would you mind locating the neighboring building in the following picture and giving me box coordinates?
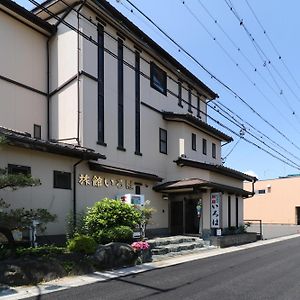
[0,0,256,241]
[244,175,300,225]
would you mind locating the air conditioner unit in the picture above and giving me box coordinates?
[120,194,145,208]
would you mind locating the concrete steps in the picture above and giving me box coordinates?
[147,235,209,261]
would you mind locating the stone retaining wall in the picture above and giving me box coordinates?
[209,233,257,248]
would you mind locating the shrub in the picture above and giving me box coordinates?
[84,198,142,235]
[95,226,133,244]
[67,235,97,255]
[15,245,66,257]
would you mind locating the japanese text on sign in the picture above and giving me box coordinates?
[211,192,222,228]
[78,174,134,190]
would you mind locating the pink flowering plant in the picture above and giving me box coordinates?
[131,241,150,252]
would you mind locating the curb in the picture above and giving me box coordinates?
[1,233,300,299]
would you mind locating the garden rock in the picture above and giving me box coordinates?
[93,242,137,269]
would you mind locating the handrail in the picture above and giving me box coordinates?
[244,219,263,240]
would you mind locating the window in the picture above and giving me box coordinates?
[202,138,207,155]
[135,185,141,195]
[212,143,216,158]
[228,195,231,228]
[53,171,71,189]
[117,38,125,150]
[258,189,266,194]
[197,95,201,118]
[135,50,142,155]
[8,164,31,176]
[34,124,41,139]
[188,88,192,113]
[150,62,167,95]
[159,128,167,154]
[192,133,196,151]
[178,80,183,107]
[97,24,106,146]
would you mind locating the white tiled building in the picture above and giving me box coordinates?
[0,0,256,241]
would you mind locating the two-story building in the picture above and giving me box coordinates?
[0,0,256,241]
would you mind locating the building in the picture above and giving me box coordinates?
[0,0,256,241]
[244,175,300,225]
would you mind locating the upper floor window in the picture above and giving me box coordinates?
[159,128,167,154]
[150,62,167,95]
[53,171,71,189]
[212,143,216,158]
[192,133,196,151]
[8,164,31,176]
[202,138,207,155]
[34,124,41,139]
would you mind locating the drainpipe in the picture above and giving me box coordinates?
[251,178,257,196]
[76,1,86,145]
[73,159,83,228]
[47,37,51,140]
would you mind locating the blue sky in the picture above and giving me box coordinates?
[15,0,300,180]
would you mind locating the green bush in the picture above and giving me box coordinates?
[84,198,142,235]
[67,234,97,254]
[15,245,66,257]
[95,226,133,244]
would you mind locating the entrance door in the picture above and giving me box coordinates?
[185,199,200,234]
[296,207,300,225]
[170,201,183,235]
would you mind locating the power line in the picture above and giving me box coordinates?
[123,0,300,153]
[27,0,300,170]
[245,0,300,91]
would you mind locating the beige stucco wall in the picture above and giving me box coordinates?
[0,10,47,138]
[244,178,300,224]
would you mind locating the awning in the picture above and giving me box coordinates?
[153,178,252,197]
[0,126,105,160]
[89,162,163,182]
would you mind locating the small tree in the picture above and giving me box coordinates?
[84,198,142,244]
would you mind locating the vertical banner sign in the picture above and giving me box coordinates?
[211,192,222,228]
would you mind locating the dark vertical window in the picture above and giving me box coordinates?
[53,171,71,189]
[212,143,216,158]
[178,80,183,107]
[97,24,106,146]
[34,124,41,139]
[150,62,167,95]
[192,133,196,151]
[202,138,207,155]
[228,195,231,228]
[8,164,31,176]
[135,51,142,155]
[117,38,125,150]
[236,196,239,227]
[188,88,192,113]
[135,185,141,195]
[197,95,201,118]
[159,128,167,154]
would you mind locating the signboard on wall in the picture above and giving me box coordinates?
[211,192,222,228]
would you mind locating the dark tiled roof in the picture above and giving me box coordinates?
[163,112,233,142]
[1,0,56,35]
[175,157,257,182]
[0,126,105,160]
[89,162,163,182]
[153,177,252,197]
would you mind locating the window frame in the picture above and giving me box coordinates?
[212,142,216,159]
[150,62,167,95]
[192,133,197,151]
[8,164,31,176]
[53,170,71,190]
[202,138,207,155]
[159,128,168,154]
[33,124,41,139]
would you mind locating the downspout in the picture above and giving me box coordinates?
[47,37,50,140]
[251,177,257,197]
[76,0,86,145]
[73,159,83,228]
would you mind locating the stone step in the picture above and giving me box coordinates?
[151,241,204,255]
[147,235,201,248]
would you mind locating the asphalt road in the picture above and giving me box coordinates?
[28,237,300,300]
